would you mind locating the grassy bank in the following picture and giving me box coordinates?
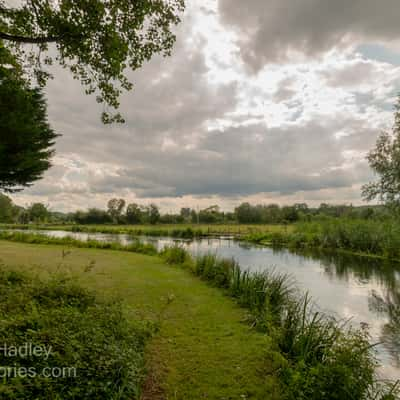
[0,232,398,399]
[245,218,400,261]
[162,247,399,400]
[0,222,289,238]
[0,240,281,399]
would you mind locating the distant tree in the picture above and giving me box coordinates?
[74,208,112,224]
[0,44,58,192]
[0,0,185,123]
[18,209,30,224]
[28,202,49,222]
[180,208,191,222]
[262,204,280,223]
[149,204,160,225]
[281,206,299,222]
[235,202,261,223]
[107,198,126,223]
[362,97,400,210]
[198,205,223,223]
[190,209,198,224]
[126,203,142,224]
[294,203,308,212]
[0,193,14,222]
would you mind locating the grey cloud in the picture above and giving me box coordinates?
[218,0,400,70]
[321,60,376,87]
[44,26,238,165]
[57,118,374,199]
[14,2,394,211]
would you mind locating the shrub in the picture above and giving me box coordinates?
[0,267,149,400]
[160,244,190,265]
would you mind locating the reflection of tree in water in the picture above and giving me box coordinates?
[369,290,400,368]
[287,247,400,292]
[279,247,400,369]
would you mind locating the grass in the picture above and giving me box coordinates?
[0,230,158,255]
[0,240,282,400]
[0,222,290,238]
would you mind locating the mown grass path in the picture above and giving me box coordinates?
[0,240,281,400]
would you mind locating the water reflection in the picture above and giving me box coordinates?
[370,289,400,369]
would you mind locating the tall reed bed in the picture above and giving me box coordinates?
[245,218,400,260]
[162,245,399,400]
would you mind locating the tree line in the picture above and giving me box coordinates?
[0,194,389,225]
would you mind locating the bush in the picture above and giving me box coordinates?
[0,266,149,399]
[160,244,190,265]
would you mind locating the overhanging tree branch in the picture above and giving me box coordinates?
[0,31,60,44]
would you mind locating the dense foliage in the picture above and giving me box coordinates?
[0,267,149,399]
[0,44,58,192]
[0,0,185,123]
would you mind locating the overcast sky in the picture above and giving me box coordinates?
[12,0,400,212]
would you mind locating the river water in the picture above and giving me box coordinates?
[12,229,400,380]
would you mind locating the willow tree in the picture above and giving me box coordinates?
[0,0,185,123]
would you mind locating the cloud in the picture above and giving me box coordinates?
[9,1,400,212]
[218,0,400,70]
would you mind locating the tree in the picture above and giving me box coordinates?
[149,204,160,225]
[0,44,58,192]
[28,202,49,222]
[362,96,400,209]
[107,198,125,223]
[126,203,142,224]
[74,208,112,224]
[235,202,261,223]
[281,206,299,222]
[180,207,191,221]
[0,193,14,222]
[0,0,185,123]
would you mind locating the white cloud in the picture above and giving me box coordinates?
[10,0,400,211]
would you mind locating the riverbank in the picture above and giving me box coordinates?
[0,222,290,239]
[0,233,397,399]
[0,240,282,399]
